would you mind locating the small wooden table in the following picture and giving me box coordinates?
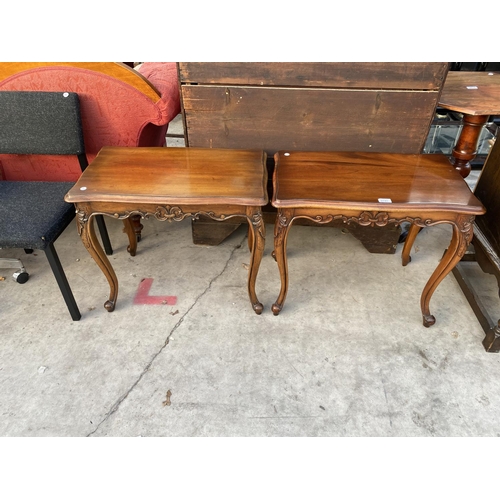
[271,151,485,326]
[65,147,268,314]
[438,71,500,178]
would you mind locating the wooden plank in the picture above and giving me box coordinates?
[182,86,439,154]
[178,62,448,90]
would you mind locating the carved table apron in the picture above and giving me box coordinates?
[65,147,268,315]
[271,151,486,326]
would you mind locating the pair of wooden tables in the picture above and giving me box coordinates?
[65,146,484,326]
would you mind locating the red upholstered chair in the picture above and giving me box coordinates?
[0,62,181,240]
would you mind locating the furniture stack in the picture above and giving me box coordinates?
[3,62,498,352]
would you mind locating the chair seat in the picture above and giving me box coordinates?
[0,181,75,250]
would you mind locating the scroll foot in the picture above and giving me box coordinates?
[104,300,115,312]
[252,302,264,315]
[423,314,436,328]
[272,303,282,316]
[127,244,136,257]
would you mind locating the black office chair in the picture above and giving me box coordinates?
[0,90,112,320]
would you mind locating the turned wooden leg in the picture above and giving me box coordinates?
[130,214,144,242]
[401,223,421,266]
[79,213,119,312]
[420,216,473,327]
[451,114,488,178]
[122,217,138,256]
[272,208,294,316]
[246,207,265,314]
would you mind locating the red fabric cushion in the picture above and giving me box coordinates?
[137,62,180,126]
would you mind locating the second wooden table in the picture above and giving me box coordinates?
[271,151,486,326]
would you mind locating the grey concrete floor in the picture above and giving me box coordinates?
[1,118,500,437]
[2,200,500,437]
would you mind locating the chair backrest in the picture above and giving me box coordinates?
[0,90,88,171]
[0,91,84,154]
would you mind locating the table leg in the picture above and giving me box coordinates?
[246,207,265,314]
[78,212,119,312]
[420,216,473,327]
[130,214,144,242]
[247,223,253,253]
[451,114,489,178]
[401,223,421,266]
[272,208,294,316]
[122,217,138,256]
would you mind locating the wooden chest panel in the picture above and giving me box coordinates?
[178,62,448,90]
[181,85,439,154]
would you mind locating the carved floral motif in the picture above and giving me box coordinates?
[249,210,265,239]
[76,205,255,226]
[155,205,189,222]
[277,210,438,229]
[455,213,475,257]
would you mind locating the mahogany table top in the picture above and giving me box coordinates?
[438,71,500,116]
[65,147,268,206]
[272,151,485,214]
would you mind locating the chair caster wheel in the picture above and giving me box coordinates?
[13,271,29,284]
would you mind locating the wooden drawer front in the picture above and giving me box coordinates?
[182,86,438,154]
[178,62,448,90]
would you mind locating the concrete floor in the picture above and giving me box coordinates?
[1,118,500,437]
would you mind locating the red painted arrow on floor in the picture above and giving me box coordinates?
[133,278,177,305]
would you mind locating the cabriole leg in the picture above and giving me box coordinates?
[272,209,294,316]
[420,217,473,327]
[401,223,421,266]
[79,212,119,312]
[246,207,265,314]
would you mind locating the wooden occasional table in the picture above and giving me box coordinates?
[438,71,500,178]
[271,151,485,326]
[65,147,268,314]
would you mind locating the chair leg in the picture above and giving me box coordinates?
[44,242,81,321]
[96,214,113,255]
